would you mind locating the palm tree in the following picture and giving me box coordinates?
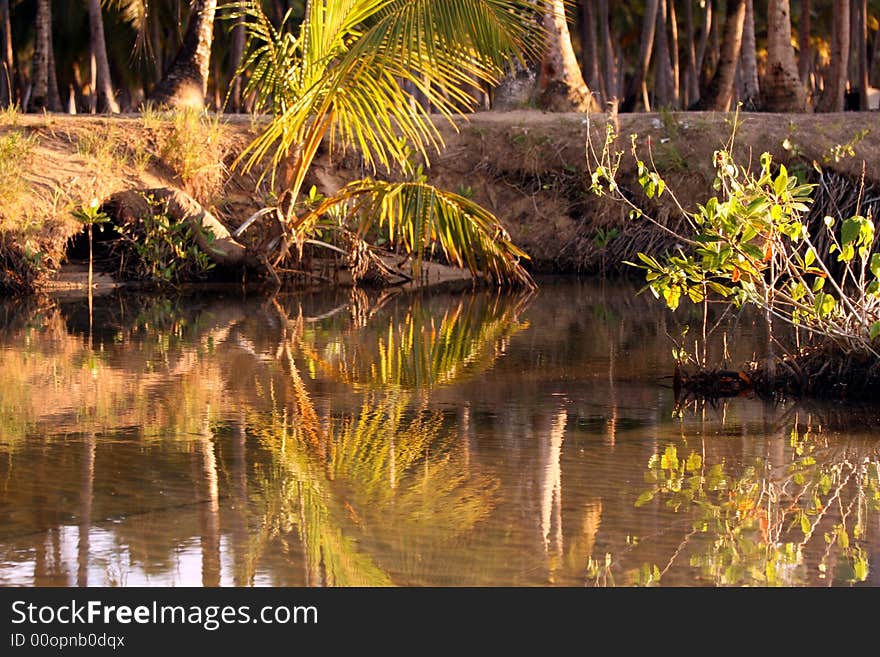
[817,0,850,112]
[537,0,598,112]
[622,0,659,112]
[763,0,806,111]
[0,0,13,107]
[151,0,218,108]
[740,0,760,109]
[227,0,548,288]
[87,0,120,113]
[692,0,746,111]
[28,0,62,112]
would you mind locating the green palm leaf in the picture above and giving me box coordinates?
[307,179,535,288]
[224,0,547,287]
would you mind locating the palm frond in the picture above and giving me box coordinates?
[226,0,549,182]
[305,179,536,288]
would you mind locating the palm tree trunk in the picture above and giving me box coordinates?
[695,0,713,94]
[46,23,61,111]
[622,0,659,111]
[692,0,746,110]
[683,0,698,106]
[653,0,675,108]
[537,0,598,111]
[28,0,61,112]
[229,12,246,112]
[856,0,869,109]
[0,0,12,107]
[597,0,617,104]
[150,0,218,108]
[669,0,680,106]
[764,0,807,111]
[87,0,120,113]
[798,0,812,84]
[580,0,603,103]
[740,0,760,109]
[816,0,849,111]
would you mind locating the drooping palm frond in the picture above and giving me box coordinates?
[304,179,536,288]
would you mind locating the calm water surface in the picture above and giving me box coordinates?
[0,277,878,587]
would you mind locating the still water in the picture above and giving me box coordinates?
[0,277,877,587]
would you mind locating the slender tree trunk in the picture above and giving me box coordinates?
[669,0,680,106]
[597,0,617,104]
[816,0,849,111]
[683,0,698,106]
[764,0,807,111]
[47,28,61,111]
[871,13,880,88]
[654,0,675,108]
[741,0,760,109]
[622,0,659,111]
[855,0,869,109]
[537,0,598,111]
[580,0,603,104]
[87,0,120,113]
[692,0,746,110]
[150,0,218,108]
[696,0,713,93]
[29,0,61,112]
[229,13,246,112]
[798,0,812,84]
[0,0,12,107]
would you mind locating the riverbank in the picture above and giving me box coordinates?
[2,108,879,294]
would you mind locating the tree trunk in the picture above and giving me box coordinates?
[798,0,812,84]
[740,0,760,109]
[597,0,617,104]
[537,0,598,112]
[653,0,676,108]
[856,0,869,110]
[229,13,246,112]
[28,0,61,112]
[692,0,746,110]
[683,0,698,106]
[764,0,807,111]
[0,0,12,107]
[816,0,849,111]
[669,0,680,106]
[104,188,251,268]
[87,0,120,113]
[46,20,61,111]
[150,0,218,109]
[580,0,603,104]
[622,0,659,111]
[696,0,713,95]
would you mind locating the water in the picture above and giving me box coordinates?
[0,277,878,587]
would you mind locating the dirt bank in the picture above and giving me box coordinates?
[2,108,878,293]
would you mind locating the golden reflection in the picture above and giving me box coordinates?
[286,290,534,390]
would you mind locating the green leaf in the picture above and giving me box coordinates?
[870,253,880,279]
[870,321,880,341]
[804,247,816,267]
[662,284,682,310]
[841,217,862,245]
[774,166,789,195]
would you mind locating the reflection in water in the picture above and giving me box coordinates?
[0,279,878,587]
